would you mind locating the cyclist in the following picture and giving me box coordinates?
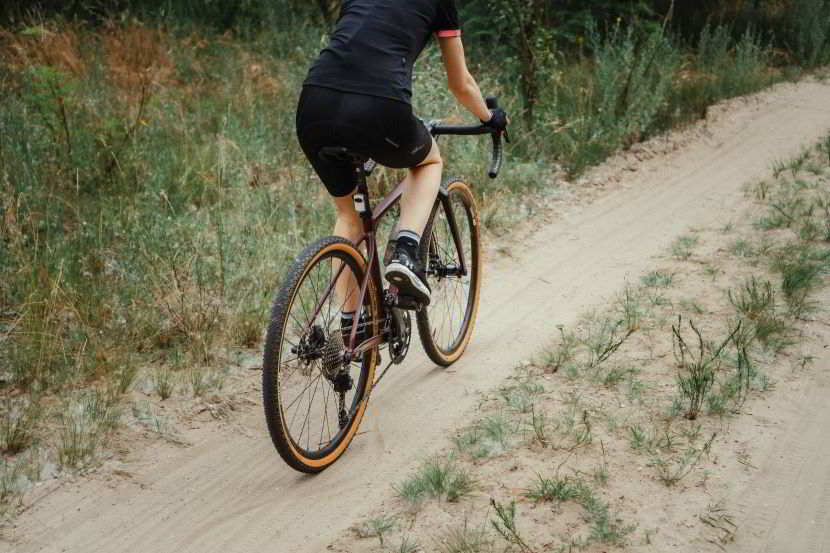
[296,0,508,334]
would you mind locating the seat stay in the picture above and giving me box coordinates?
[305,262,347,335]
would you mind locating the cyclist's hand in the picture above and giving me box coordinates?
[482,108,510,143]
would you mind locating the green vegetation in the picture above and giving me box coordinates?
[352,515,396,547]
[395,457,474,506]
[2,0,830,522]
[342,134,830,552]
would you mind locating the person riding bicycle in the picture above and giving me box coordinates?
[296,0,508,333]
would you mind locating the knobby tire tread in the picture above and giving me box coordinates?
[416,179,481,367]
[262,236,378,473]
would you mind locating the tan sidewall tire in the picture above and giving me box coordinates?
[263,237,379,473]
[416,180,481,366]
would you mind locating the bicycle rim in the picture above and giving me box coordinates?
[417,180,481,366]
[263,237,378,473]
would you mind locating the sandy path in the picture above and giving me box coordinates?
[6,80,830,553]
[725,305,830,553]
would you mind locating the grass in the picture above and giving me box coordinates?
[0,9,802,493]
[352,515,396,546]
[500,377,544,414]
[395,458,474,506]
[525,475,586,503]
[520,477,634,548]
[395,536,421,553]
[438,522,491,553]
[672,317,741,420]
[641,270,674,288]
[57,390,121,469]
[671,235,699,260]
[774,246,829,318]
[152,366,176,400]
[1,5,827,533]
[649,434,715,487]
[490,499,534,553]
[1,398,41,455]
[330,128,830,553]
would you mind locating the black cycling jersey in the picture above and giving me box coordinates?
[304,0,461,104]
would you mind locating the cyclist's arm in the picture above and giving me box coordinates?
[438,36,492,122]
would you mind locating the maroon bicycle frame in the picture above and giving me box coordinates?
[304,160,468,363]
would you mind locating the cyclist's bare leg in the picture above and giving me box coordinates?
[332,193,361,314]
[398,138,442,236]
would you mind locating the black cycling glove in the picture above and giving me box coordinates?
[482,108,508,132]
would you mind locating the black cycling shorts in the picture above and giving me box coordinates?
[296,85,433,197]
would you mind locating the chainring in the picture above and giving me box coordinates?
[389,307,411,364]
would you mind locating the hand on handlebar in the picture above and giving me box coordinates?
[481,108,510,143]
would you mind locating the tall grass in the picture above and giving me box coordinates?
[0,9,819,509]
[519,21,776,175]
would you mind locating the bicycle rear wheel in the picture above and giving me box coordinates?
[262,236,379,473]
[416,179,481,366]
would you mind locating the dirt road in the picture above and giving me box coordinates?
[6,80,830,553]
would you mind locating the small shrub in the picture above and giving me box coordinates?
[1,398,42,455]
[672,317,740,420]
[395,458,473,506]
[525,475,586,503]
[641,270,674,288]
[671,235,698,260]
[352,516,396,546]
[438,522,490,553]
[152,366,176,400]
[57,390,121,469]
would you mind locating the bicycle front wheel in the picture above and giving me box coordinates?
[417,179,481,366]
[262,236,379,473]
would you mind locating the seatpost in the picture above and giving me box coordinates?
[352,161,374,231]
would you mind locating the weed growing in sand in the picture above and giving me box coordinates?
[581,315,636,370]
[774,246,829,318]
[490,499,534,553]
[501,378,544,414]
[649,433,715,486]
[152,366,176,400]
[641,270,674,288]
[528,405,549,447]
[1,397,41,455]
[525,475,586,503]
[352,515,396,546]
[671,235,699,260]
[729,277,774,320]
[114,362,139,396]
[189,366,227,397]
[395,536,421,553]
[672,317,741,420]
[438,521,491,553]
[395,458,473,506]
[57,390,121,469]
[541,326,579,373]
[728,277,790,349]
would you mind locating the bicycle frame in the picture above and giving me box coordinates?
[303,109,504,368]
[346,164,468,362]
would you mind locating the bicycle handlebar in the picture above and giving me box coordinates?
[429,96,506,179]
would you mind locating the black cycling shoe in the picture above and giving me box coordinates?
[385,241,431,305]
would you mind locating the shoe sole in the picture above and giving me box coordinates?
[385,262,431,305]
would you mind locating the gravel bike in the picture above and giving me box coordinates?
[263,98,506,473]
